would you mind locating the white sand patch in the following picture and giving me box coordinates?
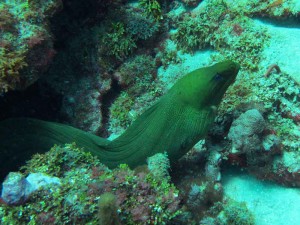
[257,20,300,84]
[157,49,215,89]
[222,169,300,225]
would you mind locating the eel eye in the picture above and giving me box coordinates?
[214,73,224,81]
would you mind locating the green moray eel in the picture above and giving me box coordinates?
[0,60,239,179]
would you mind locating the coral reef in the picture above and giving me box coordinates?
[199,198,255,225]
[217,198,255,225]
[124,8,161,41]
[0,144,182,224]
[0,0,61,93]
[108,92,135,134]
[101,22,137,60]
[172,0,269,70]
[108,54,161,134]
[113,54,157,89]
[181,0,202,8]
[147,152,171,181]
[235,70,299,184]
[139,0,163,21]
[232,0,300,19]
[228,109,266,154]
[41,27,111,133]
[187,183,209,210]
[39,0,165,133]
[208,63,300,185]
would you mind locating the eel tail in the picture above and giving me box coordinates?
[0,118,111,180]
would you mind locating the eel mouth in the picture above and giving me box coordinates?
[211,61,240,105]
[224,61,240,87]
[226,61,240,81]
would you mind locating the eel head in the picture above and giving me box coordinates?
[171,60,240,110]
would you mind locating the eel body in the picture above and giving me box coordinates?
[0,60,239,178]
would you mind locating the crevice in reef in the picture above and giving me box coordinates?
[254,17,300,28]
[0,0,105,123]
[99,78,122,138]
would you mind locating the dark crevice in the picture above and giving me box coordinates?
[254,17,300,28]
[0,82,62,122]
[0,1,126,126]
[98,78,122,138]
[50,0,127,51]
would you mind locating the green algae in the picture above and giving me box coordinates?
[0,144,183,225]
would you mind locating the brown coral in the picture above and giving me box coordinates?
[0,48,28,93]
[0,6,17,33]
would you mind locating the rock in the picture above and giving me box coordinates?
[1,172,29,205]
[262,134,281,152]
[228,109,265,153]
[26,173,61,196]
[1,172,61,205]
